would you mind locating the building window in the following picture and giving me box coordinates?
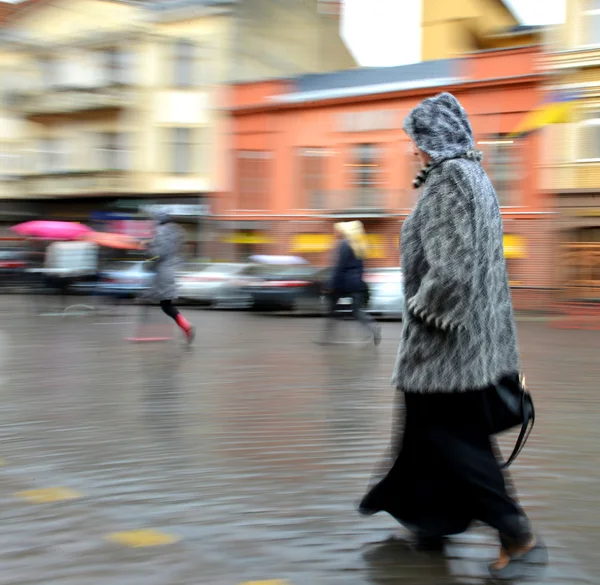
[237,150,270,210]
[96,133,128,170]
[38,137,69,173]
[579,114,600,160]
[0,144,21,177]
[585,0,600,46]
[39,56,57,89]
[348,143,382,207]
[297,148,327,209]
[102,47,131,85]
[481,138,520,207]
[174,40,196,87]
[168,128,194,174]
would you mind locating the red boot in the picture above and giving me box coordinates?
[175,314,195,344]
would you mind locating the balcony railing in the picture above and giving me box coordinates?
[21,171,131,197]
[13,86,133,116]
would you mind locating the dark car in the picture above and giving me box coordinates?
[0,248,29,290]
[240,265,327,313]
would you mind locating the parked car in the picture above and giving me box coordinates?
[0,248,28,289]
[316,267,403,319]
[238,264,326,313]
[363,267,404,319]
[237,264,404,318]
[177,263,251,306]
[73,260,154,299]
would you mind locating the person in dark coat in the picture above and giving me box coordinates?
[320,221,381,345]
[358,93,546,579]
[145,212,195,344]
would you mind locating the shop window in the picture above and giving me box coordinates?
[584,0,600,46]
[237,150,270,210]
[561,228,600,299]
[480,138,521,207]
[173,39,197,87]
[578,113,600,160]
[297,148,327,209]
[348,143,383,207]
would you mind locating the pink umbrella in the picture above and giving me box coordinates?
[11,220,92,240]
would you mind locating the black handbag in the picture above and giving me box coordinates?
[484,373,535,468]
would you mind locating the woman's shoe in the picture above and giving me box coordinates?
[185,325,195,345]
[489,537,548,580]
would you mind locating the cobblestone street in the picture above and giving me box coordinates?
[0,297,598,585]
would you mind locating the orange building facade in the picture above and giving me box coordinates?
[216,46,556,310]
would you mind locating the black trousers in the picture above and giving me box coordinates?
[159,299,180,320]
[360,387,532,548]
[323,291,376,338]
[138,299,180,323]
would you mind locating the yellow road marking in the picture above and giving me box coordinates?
[106,529,180,548]
[15,487,82,503]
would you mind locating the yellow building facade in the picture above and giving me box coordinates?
[0,0,355,236]
[542,0,600,301]
[421,0,529,61]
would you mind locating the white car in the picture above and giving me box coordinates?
[177,263,252,306]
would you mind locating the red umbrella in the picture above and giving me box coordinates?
[82,231,145,250]
[11,220,92,240]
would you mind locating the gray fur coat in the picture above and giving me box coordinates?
[146,221,184,302]
[392,92,520,393]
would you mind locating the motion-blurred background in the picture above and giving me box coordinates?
[0,0,596,315]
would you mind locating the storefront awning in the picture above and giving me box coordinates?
[503,234,526,259]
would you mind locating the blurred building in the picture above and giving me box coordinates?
[541,0,600,303]
[220,41,558,310]
[420,0,538,60]
[0,0,355,249]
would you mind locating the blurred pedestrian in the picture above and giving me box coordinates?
[358,93,545,579]
[145,212,195,344]
[319,220,381,346]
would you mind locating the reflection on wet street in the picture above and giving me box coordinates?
[0,298,598,584]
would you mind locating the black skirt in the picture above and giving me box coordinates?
[359,383,531,543]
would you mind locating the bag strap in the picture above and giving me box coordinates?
[501,381,536,469]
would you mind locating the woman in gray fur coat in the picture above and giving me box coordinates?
[145,212,195,344]
[358,93,545,578]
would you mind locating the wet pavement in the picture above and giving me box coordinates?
[0,296,599,585]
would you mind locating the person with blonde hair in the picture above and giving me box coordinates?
[318,220,381,345]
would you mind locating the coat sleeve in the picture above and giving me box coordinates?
[407,173,475,333]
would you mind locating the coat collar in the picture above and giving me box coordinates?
[412,149,484,189]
